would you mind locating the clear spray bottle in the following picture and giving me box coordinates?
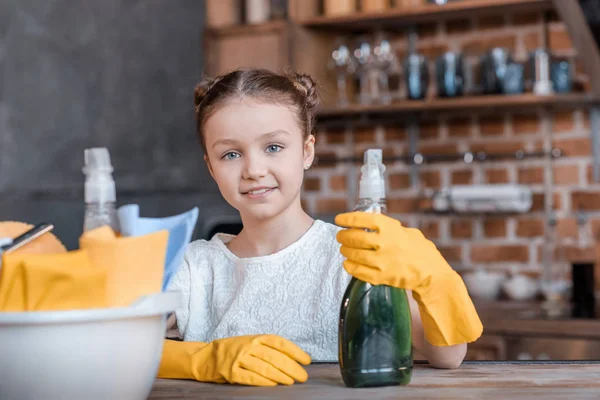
[338,149,413,388]
[82,147,120,234]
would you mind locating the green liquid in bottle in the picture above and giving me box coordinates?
[338,148,413,387]
[339,278,413,388]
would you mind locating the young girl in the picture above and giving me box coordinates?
[158,68,483,387]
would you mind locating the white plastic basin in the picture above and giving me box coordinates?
[0,291,181,400]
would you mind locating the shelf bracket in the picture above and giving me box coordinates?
[591,107,600,182]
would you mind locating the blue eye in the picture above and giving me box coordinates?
[222,152,240,160]
[266,144,283,153]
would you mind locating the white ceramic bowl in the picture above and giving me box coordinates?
[463,269,506,301]
[0,291,181,400]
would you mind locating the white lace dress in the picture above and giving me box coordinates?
[167,220,351,362]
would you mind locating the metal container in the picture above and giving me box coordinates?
[480,48,513,94]
[404,53,429,100]
[436,52,465,97]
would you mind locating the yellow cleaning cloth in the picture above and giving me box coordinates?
[79,226,168,307]
[0,250,107,311]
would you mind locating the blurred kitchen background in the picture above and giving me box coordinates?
[4,0,600,361]
[0,1,241,251]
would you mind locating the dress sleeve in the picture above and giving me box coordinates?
[166,251,192,337]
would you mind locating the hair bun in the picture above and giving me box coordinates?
[193,79,215,107]
[293,73,319,111]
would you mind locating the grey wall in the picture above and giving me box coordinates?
[0,0,237,249]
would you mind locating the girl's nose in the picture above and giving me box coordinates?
[242,154,268,180]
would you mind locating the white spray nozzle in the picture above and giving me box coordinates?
[83,147,116,203]
[83,148,113,173]
[359,149,386,200]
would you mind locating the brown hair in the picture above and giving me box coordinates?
[193,68,319,153]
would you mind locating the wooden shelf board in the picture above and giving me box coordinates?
[205,20,287,37]
[301,0,552,31]
[317,93,600,118]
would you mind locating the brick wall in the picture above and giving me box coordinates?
[302,10,599,283]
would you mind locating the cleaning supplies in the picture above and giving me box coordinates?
[338,149,413,388]
[117,204,199,290]
[336,211,483,346]
[82,148,120,234]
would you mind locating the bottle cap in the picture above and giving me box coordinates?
[83,147,116,203]
[359,149,386,200]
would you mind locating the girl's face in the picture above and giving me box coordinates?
[204,98,315,221]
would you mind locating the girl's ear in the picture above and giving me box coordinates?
[303,134,316,170]
[204,154,215,179]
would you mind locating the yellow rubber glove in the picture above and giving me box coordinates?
[0,250,107,311]
[335,212,483,347]
[158,335,311,386]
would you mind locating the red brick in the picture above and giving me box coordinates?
[553,137,591,157]
[326,129,346,144]
[562,246,595,263]
[553,164,579,185]
[583,110,590,130]
[304,178,321,192]
[477,15,506,30]
[420,143,458,155]
[479,116,506,136]
[419,220,439,239]
[445,18,472,35]
[517,218,545,237]
[553,110,576,133]
[483,218,507,238]
[588,164,600,184]
[316,198,347,213]
[470,140,524,154]
[417,23,438,41]
[518,166,545,184]
[451,220,473,239]
[512,11,540,26]
[571,191,600,211]
[523,32,540,52]
[384,126,406,141]
[549,27,574,51]
[389,173,410,190]
[387,197,419,213]
[452,170,473,185]
[354,127,376,143]
[447,117,472,137]
[438,246,462,262]
[417,43,448,60]
[420,121,439,139]
[313,151,336,169]
[556,218,578,239]
[329,175,346,191]
[471,245,529,262]
[531,193,561,211]
[591,219,600,240]
[512,113,539,135]
[462,34,516,54]
[421,171,441,188]
[486,168,509,184]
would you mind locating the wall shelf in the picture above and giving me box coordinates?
[205,20,287,37]
[300,0,553,32]
[317,93,600,122]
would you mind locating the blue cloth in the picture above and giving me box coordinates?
[118,204,199,290]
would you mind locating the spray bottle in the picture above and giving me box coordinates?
[82,147,120,233]
[338,149,413,388]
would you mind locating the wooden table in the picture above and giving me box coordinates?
[148,361,600,399]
